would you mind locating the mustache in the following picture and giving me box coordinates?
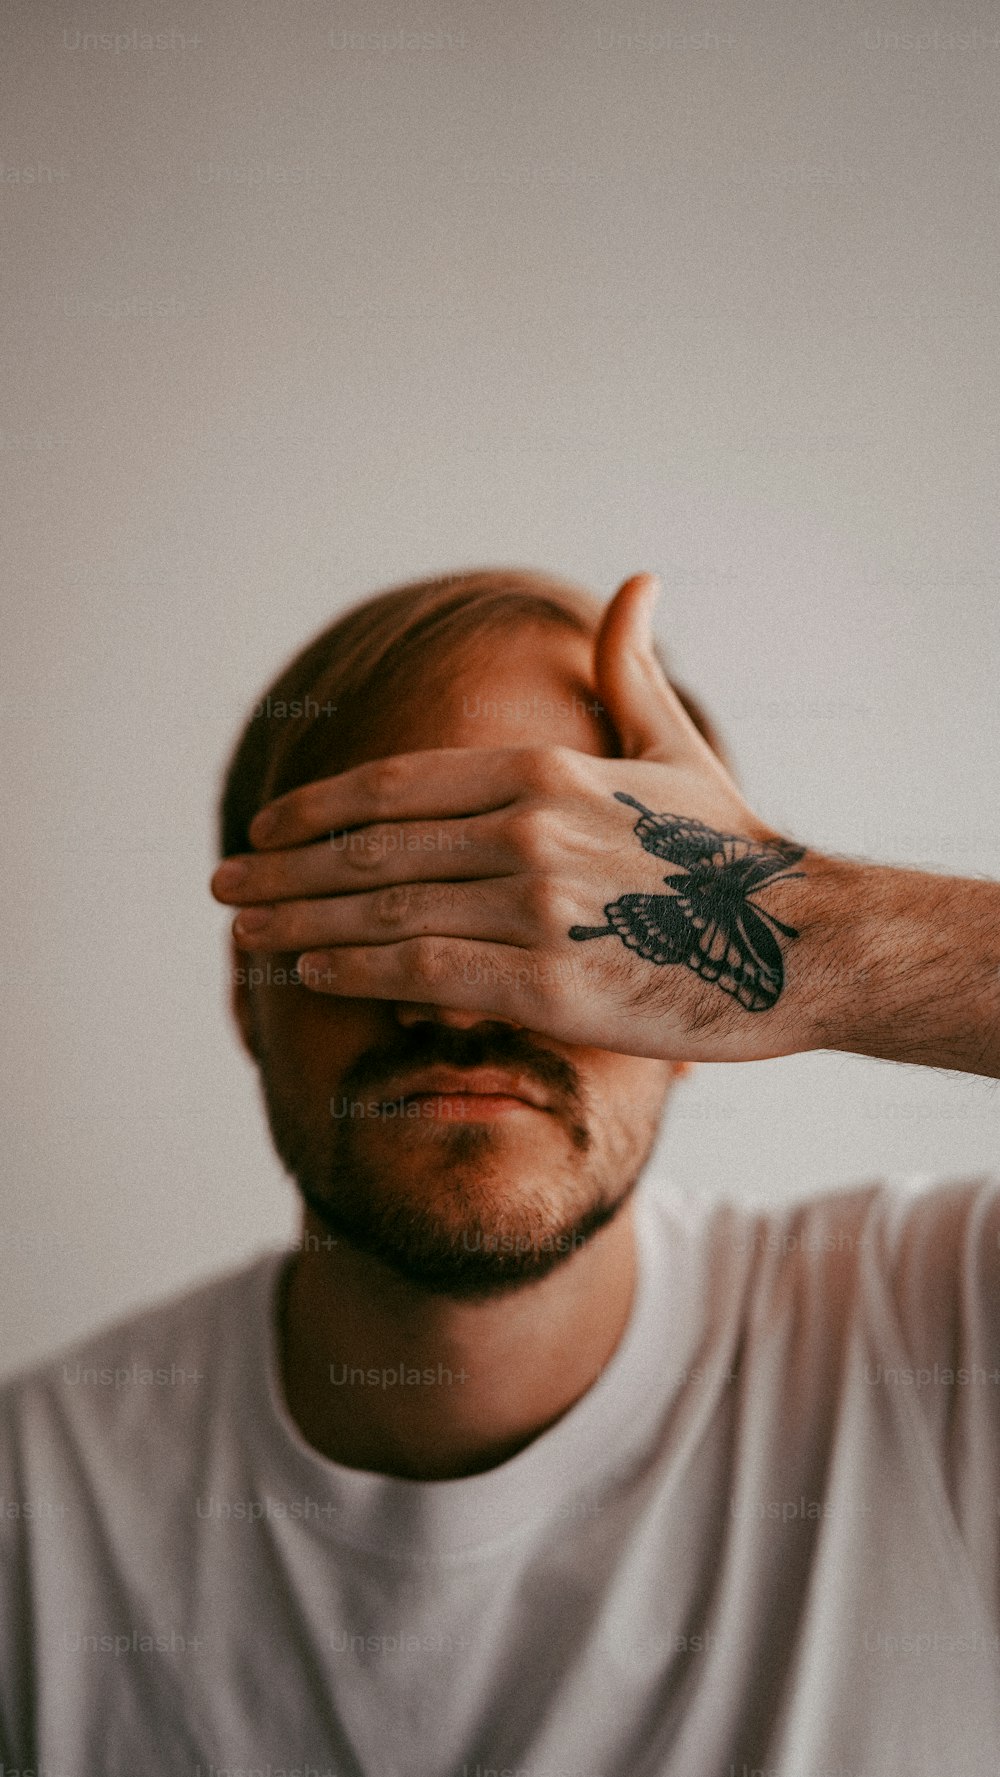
[341,1022,582,1110]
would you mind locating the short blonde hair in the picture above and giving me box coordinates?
[218,566,730,859]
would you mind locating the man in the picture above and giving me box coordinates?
[2,566,998,1775]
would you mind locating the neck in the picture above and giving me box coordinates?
[277,1201,639,1481]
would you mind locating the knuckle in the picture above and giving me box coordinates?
[507,804,551,866]
[264,908,301,950]
[525,743,581,792]
[341,832,382,875]
[372,882,414,929]
[362,755,409,811]
[297,783,329,830]
[522,871,570,928]
[245,858,282,900]
[409,935,449,988]
[547,743,584,785]
[520,745,559,791]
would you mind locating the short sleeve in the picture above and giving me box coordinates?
[879,1175,1000,1630]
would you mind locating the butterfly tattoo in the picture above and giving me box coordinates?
[568,793,806,1012]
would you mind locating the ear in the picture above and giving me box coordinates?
[229,935,259,1062]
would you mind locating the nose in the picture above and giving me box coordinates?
[392,1002,524,1031]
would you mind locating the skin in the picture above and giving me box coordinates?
[217,571,1000,1476]
[228,621,691,1482]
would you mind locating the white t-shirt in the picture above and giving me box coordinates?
[2,1173,999,1777]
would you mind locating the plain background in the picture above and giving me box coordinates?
[3,0,999,1377]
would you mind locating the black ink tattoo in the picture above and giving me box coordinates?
[568,793,806,1012]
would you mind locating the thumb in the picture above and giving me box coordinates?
[594,573,708,763]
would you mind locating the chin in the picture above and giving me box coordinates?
[293,1158,635,1303]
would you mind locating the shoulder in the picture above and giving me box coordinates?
[646,1172,1000,1421]
[683,1171,1000,1328]
[647,1175,898,1336]
[0,1251,289,1763]
[866,1170,1000,1337]
[0,1247,288,1474]
[658,1173,1000,1621]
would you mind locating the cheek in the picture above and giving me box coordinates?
[255,983,380,1071]
[589,1063,672,1142]
[582,1053,674,1106]
[567,1035,667,1089]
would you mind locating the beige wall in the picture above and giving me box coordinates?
[3,0,999,1373]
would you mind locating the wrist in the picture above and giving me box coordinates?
[803,854,1000,1076]
[772,849,872,1057]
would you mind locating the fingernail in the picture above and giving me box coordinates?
[234,907,271,935]
[213,860,247,894]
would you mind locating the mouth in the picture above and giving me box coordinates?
[376,1067,554,1117]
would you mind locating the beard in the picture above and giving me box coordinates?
[253,1023,658,1302]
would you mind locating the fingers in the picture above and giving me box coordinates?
[228,876,537,955]
[211,811,514,907]
[246,746,543,850]
[294,937,562,1023]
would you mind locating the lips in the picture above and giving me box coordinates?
[376,1067,552,1111]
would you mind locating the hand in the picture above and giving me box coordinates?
[211,574,819,1062]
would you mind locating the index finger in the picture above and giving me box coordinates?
[247,746,548,850]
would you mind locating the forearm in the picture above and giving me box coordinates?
[802,853,1000,1080]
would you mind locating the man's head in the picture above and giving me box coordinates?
[218,568,730,1301]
